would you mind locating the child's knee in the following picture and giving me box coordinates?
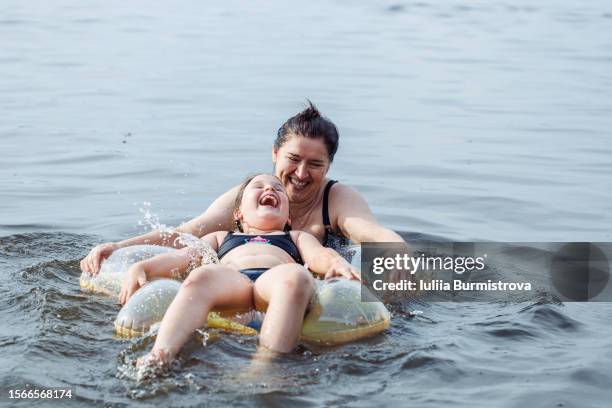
[183,265,223,288]
[278,266,314,301]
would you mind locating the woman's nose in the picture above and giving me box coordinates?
[295,163,307,179]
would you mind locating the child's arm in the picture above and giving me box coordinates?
[293,231,360,280]
[118,232,222,305]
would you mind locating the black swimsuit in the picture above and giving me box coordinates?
[322,180,351,249]
[218,231,303,281]
[322,180,358,264]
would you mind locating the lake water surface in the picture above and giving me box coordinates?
[1,1,611,407]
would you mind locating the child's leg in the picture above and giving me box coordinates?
[149,264,254,362]
[253,264,315,353]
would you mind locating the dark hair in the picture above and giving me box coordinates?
[232,173,290,232]
[233,174,259,216]
[274,101,339,162]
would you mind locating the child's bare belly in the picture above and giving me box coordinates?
[219,244,297,270]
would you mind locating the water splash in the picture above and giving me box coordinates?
[197,328,210,346]
[137,201,175,240]
[136,202,219,277]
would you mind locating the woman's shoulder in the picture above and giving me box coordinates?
[327,181,366,208]
[326,180,376,236]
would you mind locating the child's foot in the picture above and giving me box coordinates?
[135,348,173,381]
[237,346,280,383]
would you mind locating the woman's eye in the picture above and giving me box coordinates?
[288,156,299,162]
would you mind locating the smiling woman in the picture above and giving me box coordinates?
[80,101,407,275]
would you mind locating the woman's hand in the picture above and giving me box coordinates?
[80,242,119,275]
[324,259,361,281]
[119,265,147,305]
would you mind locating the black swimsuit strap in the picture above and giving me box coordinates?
[217,231,236,259]
[322,180,337,228]
[322,180,338,245]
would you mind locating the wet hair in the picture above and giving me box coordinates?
[232,173,290,232]
[274,101,339,162]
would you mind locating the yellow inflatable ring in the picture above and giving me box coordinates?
[80,245,390,345]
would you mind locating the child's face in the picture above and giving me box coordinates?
[238,174,290,230]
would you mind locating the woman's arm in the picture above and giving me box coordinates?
[118,232,222,304]
[174,185,239,237]
[81,185,239,275]
[293,231,360,280]
[329,183,407,244]
[329,183,414,283]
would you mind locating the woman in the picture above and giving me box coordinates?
[80,102,406,275]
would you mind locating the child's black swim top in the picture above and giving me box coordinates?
[217,231,303,264]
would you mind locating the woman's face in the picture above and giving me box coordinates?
[272,135,330,204]
[238,174,290,230]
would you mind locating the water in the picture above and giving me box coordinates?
[1,1,612,406]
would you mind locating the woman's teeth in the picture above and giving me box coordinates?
[290,178,307,189]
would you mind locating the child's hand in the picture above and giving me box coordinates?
[119,266,147,305]
[324,259,361,281]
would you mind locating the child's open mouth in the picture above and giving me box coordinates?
[259,193,279,208]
